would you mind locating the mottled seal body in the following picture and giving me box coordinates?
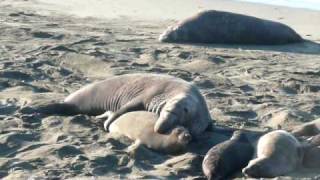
[202,131,254,180]
[291,119,320,137]
[159,10,302,45]
[243,130,303,178]
[35,73,212,137]
[109,111,191,154]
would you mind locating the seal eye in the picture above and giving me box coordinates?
[183,108,188,113]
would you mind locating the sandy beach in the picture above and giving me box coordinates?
[0,0,320,179]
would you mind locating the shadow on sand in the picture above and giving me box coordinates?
[172,40,320,55]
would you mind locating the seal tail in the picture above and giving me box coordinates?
[20,102,79,116]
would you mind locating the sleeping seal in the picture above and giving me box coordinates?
[302,146,320,169]
[159,10,302,45]
[28,73,212,137]
[302,134,320,169]
[242,130,303,178]
[109,111,191,154]
[291,119,320,137]
[202,130,254,180]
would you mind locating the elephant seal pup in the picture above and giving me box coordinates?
[202,130,254,180]
[291,119,320,137]
[109,111,192,154]
[31,73,212,137]
[242,130,303,178]
[159,10,302,45]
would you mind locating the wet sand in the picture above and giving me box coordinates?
[0,0,320,179]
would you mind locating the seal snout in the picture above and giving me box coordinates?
[159,26,179,42]
[172,126,192,145]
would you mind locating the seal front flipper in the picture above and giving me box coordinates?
[104,99,144,132]
[96,111,113,119]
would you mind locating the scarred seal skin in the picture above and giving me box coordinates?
[28,73,212,137]
[242,130,303,178]
[109,111,191,154]
[202,130,254,180]
[159,10,302,45]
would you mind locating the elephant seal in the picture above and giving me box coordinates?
[202,130,254,180]
[159,10,302,45]
[242,130,303,178]
[291,119,320,137]
[30,73,212,137]
[301,134,320,169]
[302,145,320,169]
[109,111,191,154]
[308,134,320,145]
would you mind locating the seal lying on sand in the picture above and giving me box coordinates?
[242,130,303,178]
[302,146,320,169]
[291,119,320,137]
[109,111,191,154]
[202,130,254,180]
[302,134,320,169]
[308,134,320,145]
[159,10,302,45]
[30,73,212,137]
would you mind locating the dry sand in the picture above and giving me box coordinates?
[0,0,320,179]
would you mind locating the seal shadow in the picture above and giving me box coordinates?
[167,40,320,55]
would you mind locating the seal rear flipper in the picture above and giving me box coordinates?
[20,102,79,116]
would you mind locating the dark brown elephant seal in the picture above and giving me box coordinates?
[159,10,302,45]
[109,111,191,154]
[308,134,320,145]
[242,130,303,178]
[28,73,212,137]
[301,134,320,169]
[291,119,320,137]
[202,130,254,180]
[302,146,320,169]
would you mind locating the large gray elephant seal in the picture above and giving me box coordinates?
[202,130,254,180]
[31,73,212,137]
[109,111,191,154]
[242,130,303,178]
[159,10,302,45]
[291,119,320,137]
